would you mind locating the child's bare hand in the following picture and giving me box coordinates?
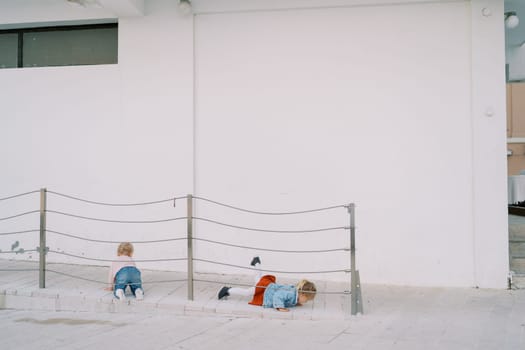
[104,287,113,291]
[276,308,289,312]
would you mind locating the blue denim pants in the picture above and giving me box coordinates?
[114,266,143,297]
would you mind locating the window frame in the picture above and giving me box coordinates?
[0,23,118,68]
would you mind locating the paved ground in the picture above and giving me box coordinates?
[1,286,524,350]
[1,261,525,349]
[0,260,354,320]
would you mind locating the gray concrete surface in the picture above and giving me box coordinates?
[1,286,524,350]
[1,261,525,349]
[0,260,353,320]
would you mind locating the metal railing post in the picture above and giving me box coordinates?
[39,188,47,288]
[187,194,194,300]
[348,203,363,315]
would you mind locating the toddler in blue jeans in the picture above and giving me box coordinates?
[105,242,144,301]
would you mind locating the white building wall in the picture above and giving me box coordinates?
[0,0,194,272]
[470,0,508,288]
[194,1,479,287]
[0,0,509,288]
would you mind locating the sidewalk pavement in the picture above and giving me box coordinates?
[0,260,354,320]
[1,260,525,349]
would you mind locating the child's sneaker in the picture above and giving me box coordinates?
[218,286,230,300]
[250,256,261,266]
[135,289,144,301]
[116,289,126,301]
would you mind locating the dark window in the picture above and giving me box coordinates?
[0,23,118,69]
[0,33,18,68]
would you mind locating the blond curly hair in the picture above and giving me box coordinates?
[296,279,317,300]
[117,242,134,257]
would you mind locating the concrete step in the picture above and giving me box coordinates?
[510,241,525,257]
[510,232,525,241]
[509,215,525,275]
[511,274,525,289]
[510,231,525,241]
[508,215,525,239]
[511,258,525,274]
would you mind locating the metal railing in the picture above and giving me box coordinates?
[0,188,363,315]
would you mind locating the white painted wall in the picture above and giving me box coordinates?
[0,0,509,288]
[0,0,194,272]
[470,0,508,288]
[194,1,477,287]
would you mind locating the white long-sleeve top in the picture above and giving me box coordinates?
[108,255,136,287]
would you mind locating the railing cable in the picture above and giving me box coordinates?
[192,278,349,295]
[0,190,40,202]
[194,216,346,234]
[45,269,187,285]
[46,210,187,224]
[193,196,346,215]
[47,229,186,244]
[193,237,347,253]
[194,258,349,274]
[47,190,187,207]
[0,249,38,254]
[0,229,39,236]
[48,250,187,263]
[0,210,39,221]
